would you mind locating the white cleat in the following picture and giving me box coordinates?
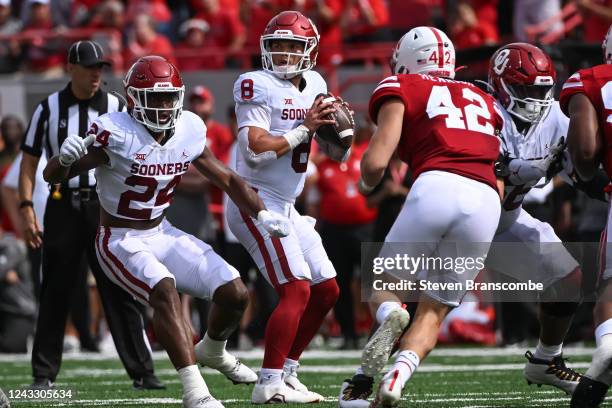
[183,392,225,408]
[251,381,319,404]
[370,369,405,408]
[361,308,410,377]
[195,340,258,385]
[523,350,582,395]
[284,364,324,402]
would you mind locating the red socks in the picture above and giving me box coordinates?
[262,280,310,369]
[288,279,339,361]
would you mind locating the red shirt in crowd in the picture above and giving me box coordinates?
[195,8,245,48]
[206,120,234,225]
[124,34,176,68]
[582,0,612,43]
[346,0,390,37]
[453,21,499,49]
[316,142,377,225]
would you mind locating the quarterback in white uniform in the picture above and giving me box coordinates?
[225,10,341,404]
[486,43,584,395]
[43,56,291,408]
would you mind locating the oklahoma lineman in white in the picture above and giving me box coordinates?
[486,43,585,394]
[43,56,290,408]
[226,10,341,404]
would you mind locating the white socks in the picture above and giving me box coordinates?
[586,334,612,385]
[596,319,612,347]
[200,332,228,358]
[390,350,420,388]
[259,368,283,385]
[283,358,299,377]
[178,365,209,396]
[376,302,402,325]
[534,340,563,360]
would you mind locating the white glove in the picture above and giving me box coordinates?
[59,134,95,167]
[257,210,290,238]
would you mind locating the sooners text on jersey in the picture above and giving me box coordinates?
[89,111,207,220]
[369,74,503,190]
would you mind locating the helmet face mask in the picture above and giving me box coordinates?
[488,43,556,124]
[124,56,185,132]
[260,11,319,80]
[128,86,184,131]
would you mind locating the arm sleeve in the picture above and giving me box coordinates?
[88,116,119,168]
[21,101,49,158]
[368,75,404,124]
[235,103,272,131]
[233,73,272,130]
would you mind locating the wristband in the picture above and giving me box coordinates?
[283,125,311,149]
[19,200,34,209]
[358,178,376,195]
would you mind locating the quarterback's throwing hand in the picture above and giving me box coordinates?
[59,134,95,167]
[257,210,290,237]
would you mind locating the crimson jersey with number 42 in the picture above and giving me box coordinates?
[89,111,207,220]
[369,74,503,190]
[560,64,612,179]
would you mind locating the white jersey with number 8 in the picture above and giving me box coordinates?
[233,69,327,202]
[90,111,207,220]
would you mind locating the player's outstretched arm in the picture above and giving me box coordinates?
[193,147,290,236]
[358,99,404,194]
[567,93,603,181]
[238,96,336,166]
[43,134,109,183]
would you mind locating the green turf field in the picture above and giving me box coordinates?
[1,347,609,407]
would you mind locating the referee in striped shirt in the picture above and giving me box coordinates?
[18,41,163,390]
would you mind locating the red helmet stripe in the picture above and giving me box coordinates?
[428,27,444,68]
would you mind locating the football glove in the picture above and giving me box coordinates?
[59,134,95,167]
[257,210,290,238]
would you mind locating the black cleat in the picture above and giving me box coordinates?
[133,374,166,390]
[338,374,373,408]
[523,350,581,394]
[30,378,54,390]
[571,376,610,408]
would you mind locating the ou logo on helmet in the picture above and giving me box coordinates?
[493,49,511,75]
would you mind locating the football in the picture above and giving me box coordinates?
[315,93,355,150]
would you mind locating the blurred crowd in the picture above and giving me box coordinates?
[0,0,611,354]
[0,0,610,75]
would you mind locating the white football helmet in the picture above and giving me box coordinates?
[391,26,456,78]
[604,24,612,64]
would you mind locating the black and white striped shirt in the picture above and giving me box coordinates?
[21,83,125,188]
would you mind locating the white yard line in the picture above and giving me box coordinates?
[0,346,597,363]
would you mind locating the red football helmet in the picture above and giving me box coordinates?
[488,43,556,123]
[260,11,319,79]
[123,56,185,132]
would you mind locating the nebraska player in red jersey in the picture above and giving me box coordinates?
[344,27,503,407]
[562,25,612,408]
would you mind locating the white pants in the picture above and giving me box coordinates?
[95,219,240,304]
[225,193,336,288]
[488,208,579,289]
[380,171,501,306]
